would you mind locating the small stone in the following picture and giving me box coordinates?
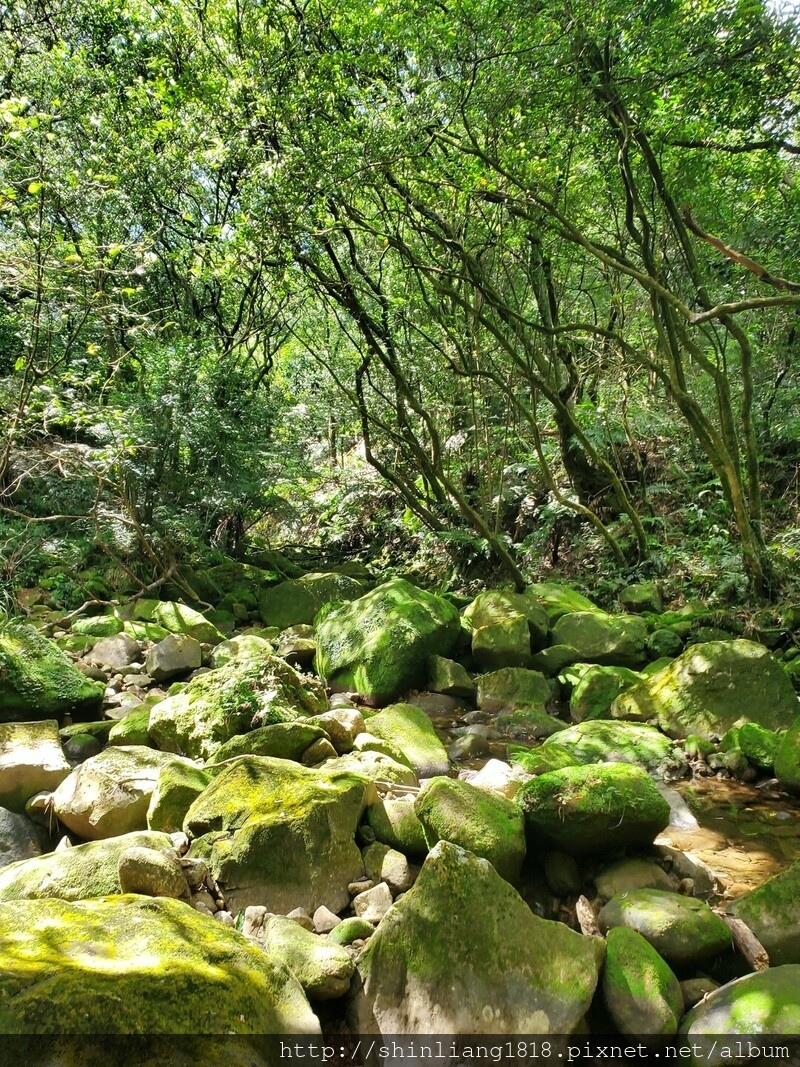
[363,842,415,895]
[313,709,366,754]
[328,916,376,946]
[680,977,719,1010]
[55,835,72,851]
[215,910,235,927]
[312,905,341,933]
[286,907,315,931]
[352,881,393,923]
[447,733,489,761]
[193,901,214,916]
[170,831,190,855]
[301,738,338,765]
[62,733,103,763]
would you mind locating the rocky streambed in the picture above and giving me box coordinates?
[2,573,800,1054]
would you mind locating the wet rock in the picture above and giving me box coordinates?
[366,797,428,859]
[774,713,800,793]
[448,731,489,761]
[543,851,582,896]
[599,888,731,968]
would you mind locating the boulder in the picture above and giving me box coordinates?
[148,655,326,761]
[144,633,202,682]
[730,858,800,965]
[183,756,370,914]
[544,720,678,772]
[208,633,273,669]
[476,667,552,713]
[495,705,566,740]
[526,582,599,623]
[0,621,104,723]
[647,628,684,660]
[208,722,327,764]
[349,840,604,1034]
[107,706,155,747]
[603,926,683,1035]
[118,845,189,898]
[259,913,355,999]
[311,708,365,754]
[0,894,319,1034]
[324,749,419,786]
[361,703,450,778]
[414,776,526,882]
[315,578,461,705]
[52,746,197,840]
[0,807,48,870]
[362,841,414,894]
[599,888,732,968]
[611,640,799,741]
[775,714,800,792]
[618,582,664,614]
[569,665,642,722]
[463,590,549,670]
[0,719,72,812]
[465,757,530,799]
[147,762,215,834]
[71,614,123,637]
[259,571,365,629]
[276,624,317,667]
[551,611,648,669]
[0,829,173,901]
[85,633,141,671]
[127,599,225,645]
[517,763,670,854]
[737,722,779,770]
[427,655,476,700]
[680,967,800,1057]
[365,797,428,859]
[594,857,674,901]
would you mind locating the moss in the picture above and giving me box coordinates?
[680,966,800,1049]
[258,571,365,629]
[122,621,170,642]
[737,722,779,769]
[0,621,104,722]
[599,889,731,968]
[551,611,648,669]
[207,721,326,763]
[107,707,154,747]
[147,763,215,833]
[517,762,670,854]
[775,713,800,791]
[414,776,526,882]
[364,702,450,777]
[603,926,682,1035]
[731,858,800,965]
[508,743,579,775]
[525,582,600,623]
[71,615,123,637]
[545,719,677,770]
[366,797,428,858]
[0,894,318,1033]
[569,665,642,723]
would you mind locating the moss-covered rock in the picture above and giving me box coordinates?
[365,797,428,858]
[0,894,319,1034]
[737,722,779,770]
[53,746,197,840]
[0,719,72,812]
[107,706,155,748]
[618,583,664,615]
[647,628,684,660]
[551,611,648,669]
[258,571,365,629]
[463,590,549,670]
[427,655,476,699]
[569,665,642,723]
[517,763,670,854]
[508,743,579,776]
[208,722,327,764]
[147,762,215,834]
[315,578,460,705]
[526,583,600,623]
[599,888,732,968]
[322,749,418,786]
[148,655,326,761]
[361,702,449,778]
[123,599,225,644]
[495,706,567,740]
[71,615,123,637]
[544,720,678,771]
[0,621,104,723]
[328,916,375,945]
[349,839,604,1034]
[208,634,274,670]
[679,966,800,1056]
[603,926,683,1035]
[261,913,355,1000]
[144,634,202,682]
[611,640,799,741]
[774,714,800,792]
[730,858,800,966]
[529,644,582,677]
[0,829,173,901]
[122,620,170,643]
[184,756,370,914]
[476,667,552,713]
[414,777,526,882]
[594,857,674,901]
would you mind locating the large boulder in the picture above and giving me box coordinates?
[603,926,683,1035]
[0,829,173,901]
[52,746,197,840]
[259,571,365,629]
[526,583,599,623]
[611,640,798,740]
[123,599,225,645]
[463,590,549,670]
[679,967,800,1059]
[731,858,800,965]
[184,756,371,914]
[414,777,526,882]
[476,667,552,713]
[543,720,678,772]
[0,621,104,723]
[551,612,648,669]
[144,633,202,682]
[599,888,732,968]
[775,713,800,792]
[348,839,604,1034]
[569,665,642,722]
[315,578,461,705]
[517,763,671,854]
[258,912,355,1000]
[148,655,326,761]
[0,894,319,1034]
[361,703,450,778]
[0,719,72,812]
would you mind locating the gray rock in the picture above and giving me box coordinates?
[312,905,340,933]
[263,913,355,999]
[352,881,393,923]
[476,667,552,713]
[145,633,202,682]
[552,611,648,668]
[313,708,366,754]
[362,841,415,894]
[730,857,800,965]
[85,634,141,671]
[427,655,476,699]
[0,807,48,870]
[0,719,72,812]
[595,857,674,901]
[118,845,189,898]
